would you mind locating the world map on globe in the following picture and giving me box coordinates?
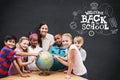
[36,51,54,70]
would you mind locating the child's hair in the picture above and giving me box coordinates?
[74,36,84,45]
[54,33,62,36]
[16,36,29,52]
[4,35,17,43]
[29,33,38,40]
[62,33,72,41]
[29,32,42,47]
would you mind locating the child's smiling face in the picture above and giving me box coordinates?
[30,36,38,47]
[74,41,82,50]
[54,34,62,46]
[20,40,29,50]
[62,36,72,49]
[5,39,16,49]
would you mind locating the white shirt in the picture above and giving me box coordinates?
[42,33,54,51]
[80,48,87,61]
[67,44,87,76]
[27,45,43,70]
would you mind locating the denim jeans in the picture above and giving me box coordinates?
[79,73,88,79]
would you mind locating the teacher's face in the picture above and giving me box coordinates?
[39,24,48,36]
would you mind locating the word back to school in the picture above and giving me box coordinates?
[80,11,109,30]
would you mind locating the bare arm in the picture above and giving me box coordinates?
[59,56,67,61]
[54,55,68,66]
[13,60,30,77]
[52,53,67,61]
[67,49,75,76]
[17,57,34,67]
[16,52,38,56]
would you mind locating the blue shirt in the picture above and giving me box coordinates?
[49,45,66,71]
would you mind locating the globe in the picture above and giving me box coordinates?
[36,51,54,71]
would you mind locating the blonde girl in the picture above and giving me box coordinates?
[54,33,88,79]
[8,36,34,77]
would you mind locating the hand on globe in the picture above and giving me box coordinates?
[30,56,35,63]
[53,54,59,60]
[36,51,54,74]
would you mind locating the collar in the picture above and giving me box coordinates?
[45,33,49,39]
[54,45,66,50]
[4,45,15,50]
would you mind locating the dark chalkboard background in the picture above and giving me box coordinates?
[0,0,120,80]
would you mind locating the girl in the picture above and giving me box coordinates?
[54,33,88,79]
[74,36,87,61]
[27,33,43,71]
[8,36,34,77]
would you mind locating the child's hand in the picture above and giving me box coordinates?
[21,74,30,77]
[31,57,35,63]
[33,53,39,57]
[52,54,56,58]
[52,54,55,57]
[22,69,31,73]
[53,55,59,60]
[36,53,39,56]
[65,75,71,80]
[28,56,35,64]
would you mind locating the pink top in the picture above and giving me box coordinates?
[8,49,22,75]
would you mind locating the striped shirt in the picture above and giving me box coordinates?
[0,46,16,78]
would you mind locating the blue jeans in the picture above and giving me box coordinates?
[79,73,88,79]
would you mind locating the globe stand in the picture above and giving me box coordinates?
[39,69,50,76]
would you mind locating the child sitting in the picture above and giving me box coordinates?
[49,33,67,71]
[8,36,35,77]
[27,33,42,71]
[0,35,38,78]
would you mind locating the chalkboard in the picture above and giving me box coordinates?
[0,0,120,80]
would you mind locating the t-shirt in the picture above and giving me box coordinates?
[42,33,54,51]
[27,45,43,70]
[67,44,87,76]
[8,48,21,76]
[80,48,87,61]
[0,46,16,78]
[50,45,66,71]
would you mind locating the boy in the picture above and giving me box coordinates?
[0,35,38,78]
[49,33,66,71]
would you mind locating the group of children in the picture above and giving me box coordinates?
[0,23,88,79]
